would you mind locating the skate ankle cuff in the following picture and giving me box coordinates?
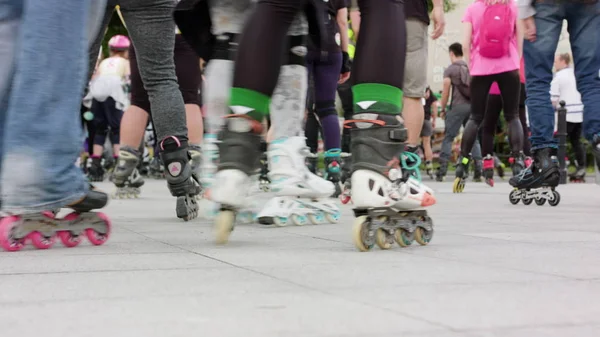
[160,136,189,152]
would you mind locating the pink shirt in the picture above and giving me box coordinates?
[463,1,520,76]
[490,82,500,95]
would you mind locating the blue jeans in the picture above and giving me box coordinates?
[0,0,93,213]
[524,1,600,150]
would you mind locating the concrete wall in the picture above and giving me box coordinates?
[427,0,572,93]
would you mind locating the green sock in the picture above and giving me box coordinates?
[229,87,270,122]
[352,83,403,115]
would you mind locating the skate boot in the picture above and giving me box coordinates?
[0,187,111,252]
[472,159,483,183]
[112,146,145,199]
[436,161,448,182]
[188,144,205,200]
[87,156,105,182]
[258,140,270,192]
[569,167,586,183]
[149,156,165,179]
[483,154,495,187]
[340,152,352,204]
[256,136,340,227]
[159,136,201,221]
[495,155,506,179]
[212,117,264,244]
[509,152,526,177]
[452,155,470,193]
[509,147,561,206]
[306,152,319,175]
[324,148,342,197]
[346,114,435,252]
[425,160,434,180]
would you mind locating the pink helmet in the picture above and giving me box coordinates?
[108,35,130,51]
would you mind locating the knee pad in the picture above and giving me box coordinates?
[213,33,239,61]
[314,100,337,119]
[286,35,307,66]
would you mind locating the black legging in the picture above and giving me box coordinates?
[462,70,523,158]
[567,122,586,168]
[480,85,531,157]
[353,0,406,89]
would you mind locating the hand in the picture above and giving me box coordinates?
[338,72,350,84]
[440,110,446,119]
[522,17,536,42]
[430,6,445,40]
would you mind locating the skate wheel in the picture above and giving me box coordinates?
[273,216,288,227]
[238,212,255,224]
[535,197,546,206]
[352,216,374,252]
[84,213,111,246]
[29,232,55,250]
[509,190,520,205]
[548,190,560,206]
[215,210,235,245]
[308,213,326,225]
[375,228,393,250]
[394,229,414,247]
[325,211,340,224]
[0,216,26,252]
[522,195,533,205]
[414,227,433,246]
[291,214,308,226]
[452,178,465,193]
[57,231,82,248]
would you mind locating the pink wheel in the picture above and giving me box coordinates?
[85,212,111,246]
[29,232,55,250]
[57,213,82,247]
[0,216,26,252]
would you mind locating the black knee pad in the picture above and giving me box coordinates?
[286,35,307,66]
[314,100,337,119]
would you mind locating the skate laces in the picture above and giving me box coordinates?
[400,151,422,181]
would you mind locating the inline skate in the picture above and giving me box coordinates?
[198,134,219,219]
[148,156,165,179]
[483,154,495,187]
[569,167,586,183]
[258,140,271,192]
[472,159,483,183]
[256,137,340,226]
[112,146,145,199]
[509,148,561,206]
[306,152,319,175]
[324,148,342,197]
[346,114,436,252]
[452,155,471,193]
[212,117,264,244]
[159,136,201,221]
[87,156,105,182]
[435,161,448,182]
[189,144,205,200]
[340,152,352,204]
[425,160,434,180]
[0,188,111,252]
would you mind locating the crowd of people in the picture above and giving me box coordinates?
[0,0,599,252]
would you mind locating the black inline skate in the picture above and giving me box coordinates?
[324,148,342,197]
[569,166,586,183]
[87,156,105,182]
[509,147,561,206]
[452,154,471,193]
[0,187,111,252]
[160,136,201,221]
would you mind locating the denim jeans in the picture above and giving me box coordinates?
[0,0,93,212]
[439,104,482,168]
[524,1,600,150]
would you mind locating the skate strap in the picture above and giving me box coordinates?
[343,119,386,129]
[224,114,264,134]
[160,136,181,151]
[401,151,422,182]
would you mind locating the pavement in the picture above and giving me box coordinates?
[1,178,599,337]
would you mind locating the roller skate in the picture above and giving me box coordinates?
[509,147,561,206]
[425,160,434,180]
[306,152,319,175]
[472,159,483,183]
[198,134,219,219]
[495,155,506,180]
[483,154,495,187]
[258,141,270,192]
[452,155,470,193]
[87,156,105,182]
[212,116,264,244]
[0,187,111,252]
[340,152,352,204]
[112,146,145,199]
[509,152,526,177]
[436,161,448,182]
[324,148,342,197]
[593,135,600,185]
[345,113,436,252]
[159,136,201,221]
[189,144,205,200]
[148,156,165,179]
[256,136,340,227]
[568,167,586,183]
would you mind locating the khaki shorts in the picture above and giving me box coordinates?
[403,18,428,98]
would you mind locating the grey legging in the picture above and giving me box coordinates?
[88,0,187,141]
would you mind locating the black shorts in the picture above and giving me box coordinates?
[519,83,526,108]
[129,34,202,114]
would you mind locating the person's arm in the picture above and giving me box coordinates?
[441,78,451,118]
[337,8,349,53]
[430,0,445,40]
[516,12,524,59]
[462,22,473,67]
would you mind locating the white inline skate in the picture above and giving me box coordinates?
[256,136,341,226]
[347,114,436,252]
